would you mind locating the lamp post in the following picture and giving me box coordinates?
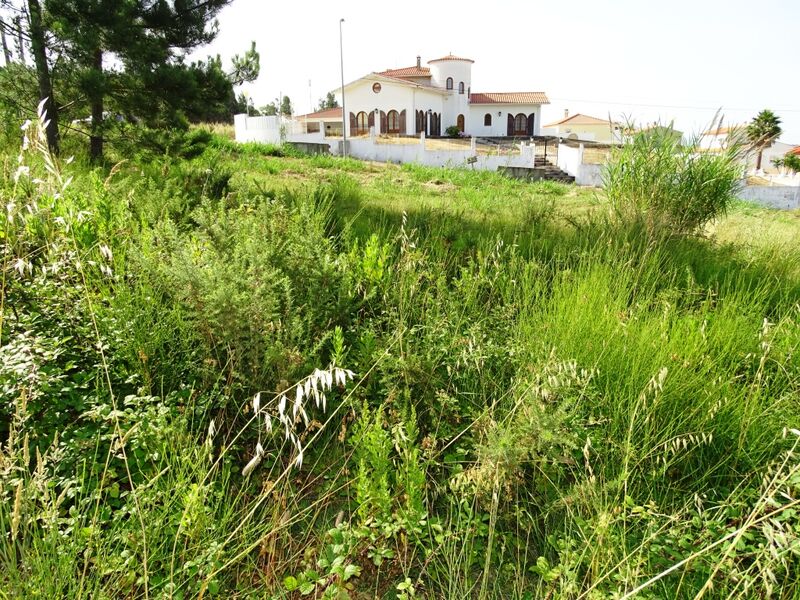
[339,18,347,158]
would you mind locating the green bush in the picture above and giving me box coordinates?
[604,124,744,237]
[445,125,461,138]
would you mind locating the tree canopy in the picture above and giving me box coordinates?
[1,0,261,159]
[316,91,338,112]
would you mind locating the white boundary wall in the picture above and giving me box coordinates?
[234,114,537,171]
[737,185,800,210]
[557,143,603,187]
[233,114,305,144]
[346,131,535,170]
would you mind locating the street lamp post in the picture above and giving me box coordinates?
[339,18,347,158]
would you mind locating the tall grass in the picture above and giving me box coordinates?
[1,116,798,598]
[604,121,745,237]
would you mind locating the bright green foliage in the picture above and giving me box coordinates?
[604,123,744,236]
[773,152,800,173]
[228,41,260,87]
[747,109,782,170]
[1,115,800,599]
[353,404,393,521]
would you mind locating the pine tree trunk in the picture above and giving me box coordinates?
[13,16,24,62]
[89,47,103,162]
[1,21,12,65]
[27,0,59,154]
[756,148,763,171]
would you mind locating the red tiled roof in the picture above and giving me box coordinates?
[378,65,431,78]
[428,54,474,64]
[790,146,800,156]
[470,92,549,105]
[296,107,342,120]
[375,73,444,92]
[544,113,615,128]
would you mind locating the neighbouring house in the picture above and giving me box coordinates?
[699,124,746,151]
[296,107,343,137]
[311,54,548,138]
[758,141,798,173]
[541,111,623,143]
[699,125,797,173]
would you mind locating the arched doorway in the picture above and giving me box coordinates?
[354,111,369,136]
[427,112,441,136]
[416,110,425,134]
[387,110,401,134]
[457,114,465,133]
[513,113,527,136]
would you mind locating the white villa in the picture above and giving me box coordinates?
[297,54,549,138]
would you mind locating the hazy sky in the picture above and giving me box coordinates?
[191,0,800,142]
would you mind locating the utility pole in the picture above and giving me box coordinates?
[339,18,346,157]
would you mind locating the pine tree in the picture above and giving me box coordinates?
[45,0,232,161]
[27,0,58,152]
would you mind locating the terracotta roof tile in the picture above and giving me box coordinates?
[470,92,549,105]
[376,73,444,91]
[428,54,474,64]
[544,113,615,128]
[296,107,342,120]
[378,66,431,78]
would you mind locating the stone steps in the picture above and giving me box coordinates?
[498,166,575,184]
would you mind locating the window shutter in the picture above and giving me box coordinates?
[349,112,356,133]
[380,111,387,134]
[399,109,406,134]
[528,113,535,136]
[507,114,514,136]
[368,111,375,129]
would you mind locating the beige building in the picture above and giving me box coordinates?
[542,112,622,143]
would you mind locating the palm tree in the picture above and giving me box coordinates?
[747,110,782,171]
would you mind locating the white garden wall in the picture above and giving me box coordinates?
[556,143,603,186]
[345,132,536,170]
[737,185,800,209]
[234,114,537,171]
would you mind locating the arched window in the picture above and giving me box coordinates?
[513,113,528,136]
[458,81,464,94]
[387,110,400,134]
[457,114,465,133]
[355,111,369,136]
[484,113,492,126]
[446,77,453,90]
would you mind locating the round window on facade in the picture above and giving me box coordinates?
[372,82,382,93]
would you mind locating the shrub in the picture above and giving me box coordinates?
[604,123,744,237]
[445,125,461,138]
[773,153,800,173]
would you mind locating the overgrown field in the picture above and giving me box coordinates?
[2,120,799,599]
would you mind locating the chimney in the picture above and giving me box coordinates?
[416,55,421,68]
[564,109,569,118]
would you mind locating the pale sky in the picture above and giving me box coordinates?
[191,0,800,143]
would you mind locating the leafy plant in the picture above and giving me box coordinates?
[604,121,744,237]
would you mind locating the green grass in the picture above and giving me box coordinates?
[1,125,799,599]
